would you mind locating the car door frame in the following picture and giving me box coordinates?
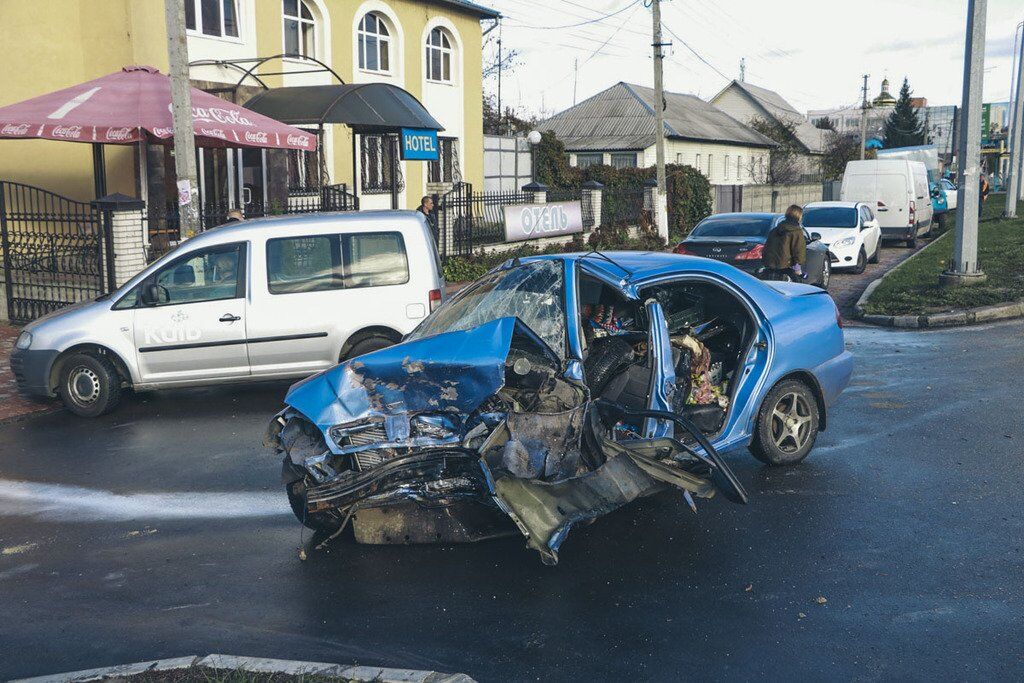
[128,240,250,387]
[859,204,880,256]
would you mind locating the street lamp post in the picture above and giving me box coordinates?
[527,129,542,184]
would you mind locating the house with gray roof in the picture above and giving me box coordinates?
[539,82,776,185]
[710,80,826,180]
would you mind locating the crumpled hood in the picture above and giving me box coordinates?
[284,317,525,435]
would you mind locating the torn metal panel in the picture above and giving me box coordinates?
[351,501,517,544]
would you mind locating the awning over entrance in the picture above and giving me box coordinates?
[243,83,443,134]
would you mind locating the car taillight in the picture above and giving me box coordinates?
[835,302,844,329]
[673,244,691,255]
[429,288,442,312]
[735,243,764,260]
[908,200,916,226]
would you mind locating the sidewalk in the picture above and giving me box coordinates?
[0,324,56,422]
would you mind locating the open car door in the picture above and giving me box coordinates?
[491,300,747,565]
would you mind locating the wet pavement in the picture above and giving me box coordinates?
[2,320,1023,680]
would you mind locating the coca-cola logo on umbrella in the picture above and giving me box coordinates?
[287,134,312,149]
[105,127,134,141]
[168,103,255,127]
[244,131,269,144]
[199,128,227,139]
[51,125,83,139]
[1,124,30,136]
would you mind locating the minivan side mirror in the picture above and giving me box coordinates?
[141,283,170,306]
[809,232,821,242]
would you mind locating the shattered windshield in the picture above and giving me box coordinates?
[409,260,567,358]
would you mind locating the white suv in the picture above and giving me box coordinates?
[802,201,882,274]
[10,211,444,417]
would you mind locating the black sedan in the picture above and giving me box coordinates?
[674,212,831,288]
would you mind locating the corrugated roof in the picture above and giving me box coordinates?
[430,0,500,18]
[717,80,827,154]
[539,82,776,152]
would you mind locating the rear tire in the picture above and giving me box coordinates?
[906,235,918,249]
[56,353,122,418]
[343,334,395,361]
[817,258,831,289]
[749,379,821,466]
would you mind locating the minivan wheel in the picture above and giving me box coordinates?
[906,235,918,249]
[57,353,122,418]
[749,379,821,466]
[818,259,831,289]
[343,334,395,361]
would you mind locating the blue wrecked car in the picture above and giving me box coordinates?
[266,252,853,564]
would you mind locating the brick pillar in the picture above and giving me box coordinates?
[522,181,548,204]
[91,193,148,290]
[581,180,603,230]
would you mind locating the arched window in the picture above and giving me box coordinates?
[358,13,391,73]
[283,0,316,58]
[425,27,452,83]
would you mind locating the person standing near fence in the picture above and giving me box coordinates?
[417,196,435,227]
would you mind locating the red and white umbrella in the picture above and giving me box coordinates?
[0,65,317,151]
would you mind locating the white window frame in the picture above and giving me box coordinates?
[736,155,741,180]
[724,154,730,181]
[282,0,316,59]
[358,12,392,74]
[184,0,242,42]
[425,27,453,84]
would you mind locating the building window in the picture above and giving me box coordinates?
[428,137,460,184]
[695,153,701,172]
[724,155,730,180]
[610,152,637,169]
[358,13,391,73]
[185,0,239,38]
[425,27,453,83]
[749,155,755,180]
[707,154,713,179]
[360,134,399,194]
[283,0,315,57]
[736,155,741,180]
[576,153,602,168]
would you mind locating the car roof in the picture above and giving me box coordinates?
[700,212,781,220]
[180,210,427,248]
[527,250,764,286]
[804,201,860,209]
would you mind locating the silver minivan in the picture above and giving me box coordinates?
[10,211,445,417]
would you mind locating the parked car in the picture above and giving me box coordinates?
[673,212,832,288]
[840,159,933,247]
[10,211,444,417]
[266,252,853,564]
[802,201,881,274]
[940,178,958,211]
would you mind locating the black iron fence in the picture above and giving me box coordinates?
[0,181,112,323]
[153,183,359,248]
[547,186,595,230]
[433,182,533,258]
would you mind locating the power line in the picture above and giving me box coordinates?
[503,0,641,31]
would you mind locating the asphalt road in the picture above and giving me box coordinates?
[2,320,1023,681]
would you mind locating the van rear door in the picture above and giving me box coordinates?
[875,174,910,230]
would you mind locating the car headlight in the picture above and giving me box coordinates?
[14,331,32,350]
[834,236,856,248]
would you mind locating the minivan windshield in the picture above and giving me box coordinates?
[689,215,777,238]
[407,260,566,358]
[802,207,858,228]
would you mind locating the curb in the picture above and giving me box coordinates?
[12,654,475,683]
[853,231,948,320]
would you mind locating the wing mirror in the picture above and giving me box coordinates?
[809,232,822,242]
[141,283,170,306]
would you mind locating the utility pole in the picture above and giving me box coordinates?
[1006,24,1024,217]
[164,0,199,240]
[573,58,579,105]
[859,74,869,160]
[496,26,503,135]
[650,0,669,242]
[941,0,987,287]
[739,57,746,83]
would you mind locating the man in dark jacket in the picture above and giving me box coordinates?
[763,205,807,278]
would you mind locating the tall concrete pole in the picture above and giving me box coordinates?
[942,0,987,287]
[860,75,869,160]
[165,0,200,240]
[1006,28,1024,217]
[651,0,669,242]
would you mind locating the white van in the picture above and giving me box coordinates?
[840,159,933,247]
[10,211,445,416]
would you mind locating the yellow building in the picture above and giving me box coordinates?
[0,0,499,221]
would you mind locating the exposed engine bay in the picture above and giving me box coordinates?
[266,266,752,565]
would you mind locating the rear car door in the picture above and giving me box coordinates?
[131,242,249,384]
[875,174,909,229]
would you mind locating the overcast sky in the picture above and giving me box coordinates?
[486,0,1022,119]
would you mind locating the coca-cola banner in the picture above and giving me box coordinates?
[0,65,316,151]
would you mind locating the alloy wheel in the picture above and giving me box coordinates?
[770,392,813,453]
